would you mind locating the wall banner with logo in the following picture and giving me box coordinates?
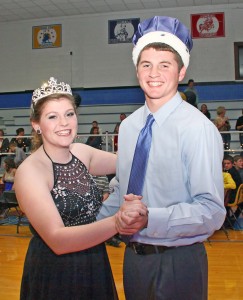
[32,24,62,49]
[108,18,140,44]
[191,13,225,39]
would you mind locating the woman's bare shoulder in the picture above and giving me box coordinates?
[70,143,93,164]
[15,150,50,182]
[71,142,92,152]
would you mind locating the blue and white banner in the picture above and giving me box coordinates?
[108,18,140,44]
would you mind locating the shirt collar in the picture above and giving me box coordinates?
[144,92,183,127]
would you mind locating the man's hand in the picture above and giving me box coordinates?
[115,193,148,235]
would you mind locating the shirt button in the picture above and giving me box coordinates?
[153,232,158,237]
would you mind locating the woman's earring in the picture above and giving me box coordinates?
[36,128,42,135]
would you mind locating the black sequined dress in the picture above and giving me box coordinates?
[20,151,118,300]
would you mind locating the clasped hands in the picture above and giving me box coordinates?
[115,194,148,235]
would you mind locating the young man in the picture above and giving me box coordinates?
[235,109,243,148]
[223,155,242,225]
[9,141,26,167]
[233,155,243,182]
[120,113,127,122]
[98,16,225,300]
[184,78,199,107]
[223,155,242,203]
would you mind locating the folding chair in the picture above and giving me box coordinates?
[0,190,29,232]
[16,211,29,233]
[0,190,20,217]
[235,185,243,217]
[226,183,243,229]
[220,189,231,239]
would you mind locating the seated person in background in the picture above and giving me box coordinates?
[184,79,199,108]
[223,158,242,227]
[0,129,10,168]
[1,157,16,191]
[9,141,27,166]
[104,175,122,248]
[113,123,120,152]
[94,174,122,247]
[0,157,18,218]
[85,126,102,149]
[119,113,126,122]
[89,120,103,134]
[223,155,242,204]
[235,109,243,149]
[200,104,211,120]
[228,155,243,223]
[233,155,243,182]
[0,129,9,153]
[214,106,231,150]
[92,175,110,202]
[179,91,187,101]
[11,127,31,152]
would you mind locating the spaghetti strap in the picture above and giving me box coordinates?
[42,146,53,162]
[43,146,74,165]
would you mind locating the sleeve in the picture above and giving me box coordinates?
[213,117,220,128]
[235,117,243,130]
[85,137,91,145]
[25,138,31,148]
[21,150,26,162]
[97,161,121,220]
[223,173,236,190]
[103,176,110,194]
[2,139,9,152]
[14,149,21,164]
[89,137,102,148]
[146,123,226,240]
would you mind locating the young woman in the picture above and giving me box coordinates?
[200,104,211,120]
[15,77,147,300]
[113,123,120,152]
[2,157,16,191]
[0,157,16,217]
[214,106,231,150]
[0,129,9,153]
[85,126,102,149]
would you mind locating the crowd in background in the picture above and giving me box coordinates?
[1,94,243,225]
[0,128,29,217]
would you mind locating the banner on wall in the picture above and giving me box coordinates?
[32,24,62,49]
[191,13,225,39]
[108,18,140,44]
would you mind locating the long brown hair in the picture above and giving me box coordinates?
[4,157,16,172]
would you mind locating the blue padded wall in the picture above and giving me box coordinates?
[0,82,243,109]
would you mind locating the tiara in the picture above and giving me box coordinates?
[32,77,72,105]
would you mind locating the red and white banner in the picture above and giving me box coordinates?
[191,12,225,39]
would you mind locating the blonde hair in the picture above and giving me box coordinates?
[216,106,225,115]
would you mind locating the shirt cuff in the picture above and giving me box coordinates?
[146,207,168,238]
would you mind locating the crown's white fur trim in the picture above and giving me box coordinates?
[32,77,72,105]
[132,31,190,68]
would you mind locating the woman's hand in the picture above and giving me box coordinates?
[115,194,148,235]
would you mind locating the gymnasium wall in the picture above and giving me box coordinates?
[0,3,243,106]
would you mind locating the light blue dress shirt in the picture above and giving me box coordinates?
[98,92,226,246]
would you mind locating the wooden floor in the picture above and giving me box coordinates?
[0,224,243,300]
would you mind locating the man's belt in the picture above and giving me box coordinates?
[127,242,176,255]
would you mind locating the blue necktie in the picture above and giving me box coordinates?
[127,114,155,195]
[122,114,154,244]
